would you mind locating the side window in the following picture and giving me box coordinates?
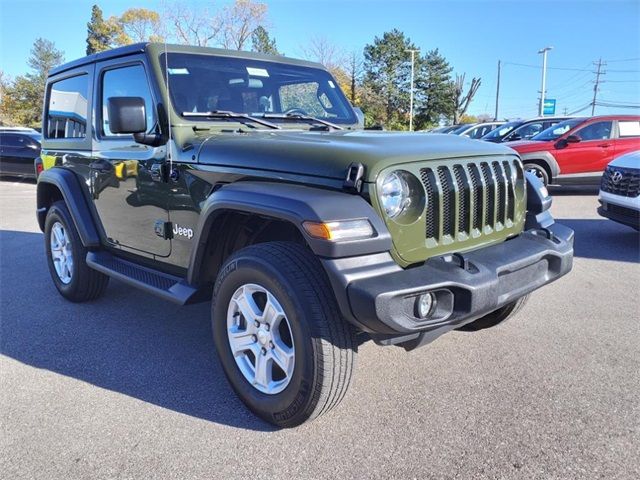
[101,64,155,137]
[575,121,613,141]
[618,121,640,138]
[47,74,89,139]
[517,122,543,139]
[1,134,22,147]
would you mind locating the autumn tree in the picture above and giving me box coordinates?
[301,36,350,95]
[251,26,278,54]
[0,38,64,127]
[86,4,122,54]
[117,8,164,44]
[164,1,222,46]
[221,0,268,50]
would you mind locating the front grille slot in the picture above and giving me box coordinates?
[419,159,520,244]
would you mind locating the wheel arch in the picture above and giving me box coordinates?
[36,168,101,248]
[519,151,560,182]
[187,181,392,287]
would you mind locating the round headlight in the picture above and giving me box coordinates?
[380,171,410,218]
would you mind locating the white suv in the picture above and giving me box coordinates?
[598,151,640,230]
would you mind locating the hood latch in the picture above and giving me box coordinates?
[343,162,365,193]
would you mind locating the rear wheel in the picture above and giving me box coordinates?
[211,242,357,428]
[457,295,530,332]
[44,201,109,302]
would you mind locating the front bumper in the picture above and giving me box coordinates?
[597,193,640,229]
[322,222,573,346]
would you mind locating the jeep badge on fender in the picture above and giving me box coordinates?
[35,43,574,428]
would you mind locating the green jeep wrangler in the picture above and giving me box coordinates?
[37,43,574,427]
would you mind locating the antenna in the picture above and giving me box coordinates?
[164,41,172,171]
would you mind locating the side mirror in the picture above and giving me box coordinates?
[566,134,581,143]
[107,97,146,134]
[353,107,365,129]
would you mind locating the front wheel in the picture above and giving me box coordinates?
[524,163,549,187]
[211,242,357,428]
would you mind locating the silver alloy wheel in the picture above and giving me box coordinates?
[50,221,73,284]
[526,165,546,183]
[226,283,295,394]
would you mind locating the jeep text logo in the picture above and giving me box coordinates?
[173,223,194,239]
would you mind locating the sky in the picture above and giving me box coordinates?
[1,0,639,119]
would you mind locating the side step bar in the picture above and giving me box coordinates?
[86,251,206,305]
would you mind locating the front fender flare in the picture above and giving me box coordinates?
[36,168,101,248]
[518,151,560,178]
[187,181,392,285]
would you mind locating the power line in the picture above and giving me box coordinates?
[605,57,640,63]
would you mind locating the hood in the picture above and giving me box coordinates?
[507,139,553,153]
[196,130,517,182]
[609,150,640,169]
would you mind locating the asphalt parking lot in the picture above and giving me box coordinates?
[1,178,638,479]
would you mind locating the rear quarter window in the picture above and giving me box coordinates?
[618,121,640,138]
[46,74,89,139]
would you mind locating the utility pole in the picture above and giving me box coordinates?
[494,60,501,121]
[563,107,568,116]
[538,46,553,116]
[591,58,605,116]
[406,49,419,131]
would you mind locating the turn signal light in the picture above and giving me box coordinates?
[302,219,375,241]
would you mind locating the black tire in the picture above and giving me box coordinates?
[457,295,530,332]
[524,163,549,187]
[44,201,109,302]
[211,242,357,428]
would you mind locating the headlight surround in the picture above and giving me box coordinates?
[378,170,425,223]
[380,171,411,218]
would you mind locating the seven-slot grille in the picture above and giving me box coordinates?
[601,166,640,198]
[419,159,521,242]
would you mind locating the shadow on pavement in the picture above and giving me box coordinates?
[556,218,639,263]
[0,229,275,432]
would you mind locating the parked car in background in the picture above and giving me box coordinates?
[426,125,462,134]
[508,115,640,186]
[598,151,640,230]
[453,121,505,139]
[0,128,42,179]
[482,117,571,143]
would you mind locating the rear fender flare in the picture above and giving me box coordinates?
[36,168,101,248]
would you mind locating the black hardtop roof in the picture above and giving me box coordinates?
[49,42,326,77]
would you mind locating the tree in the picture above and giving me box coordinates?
[452,73,481,124]
[251,26,278,54]
[414,49,454,128]
[1,38,64,127]
[362,29,418,129]
[86,4,122,54]
[164,2,222,47]
[221,0,268,50]
[301,36,350,96]
[347,52,363,105]
[117,8,164,44]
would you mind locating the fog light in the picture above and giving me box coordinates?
[416,293,436,319]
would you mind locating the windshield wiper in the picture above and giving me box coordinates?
[261,113,344,131]
[182,111,280,130]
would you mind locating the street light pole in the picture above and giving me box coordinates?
[406,49,419,131]
[538,46,553,116]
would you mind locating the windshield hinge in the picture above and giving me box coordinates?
[343,162,365,193]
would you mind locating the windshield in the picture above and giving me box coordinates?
[531,118,585,141]
[162,53,357,126]
[482,121,521,139]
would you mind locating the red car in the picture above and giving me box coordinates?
[508,115,640,186]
